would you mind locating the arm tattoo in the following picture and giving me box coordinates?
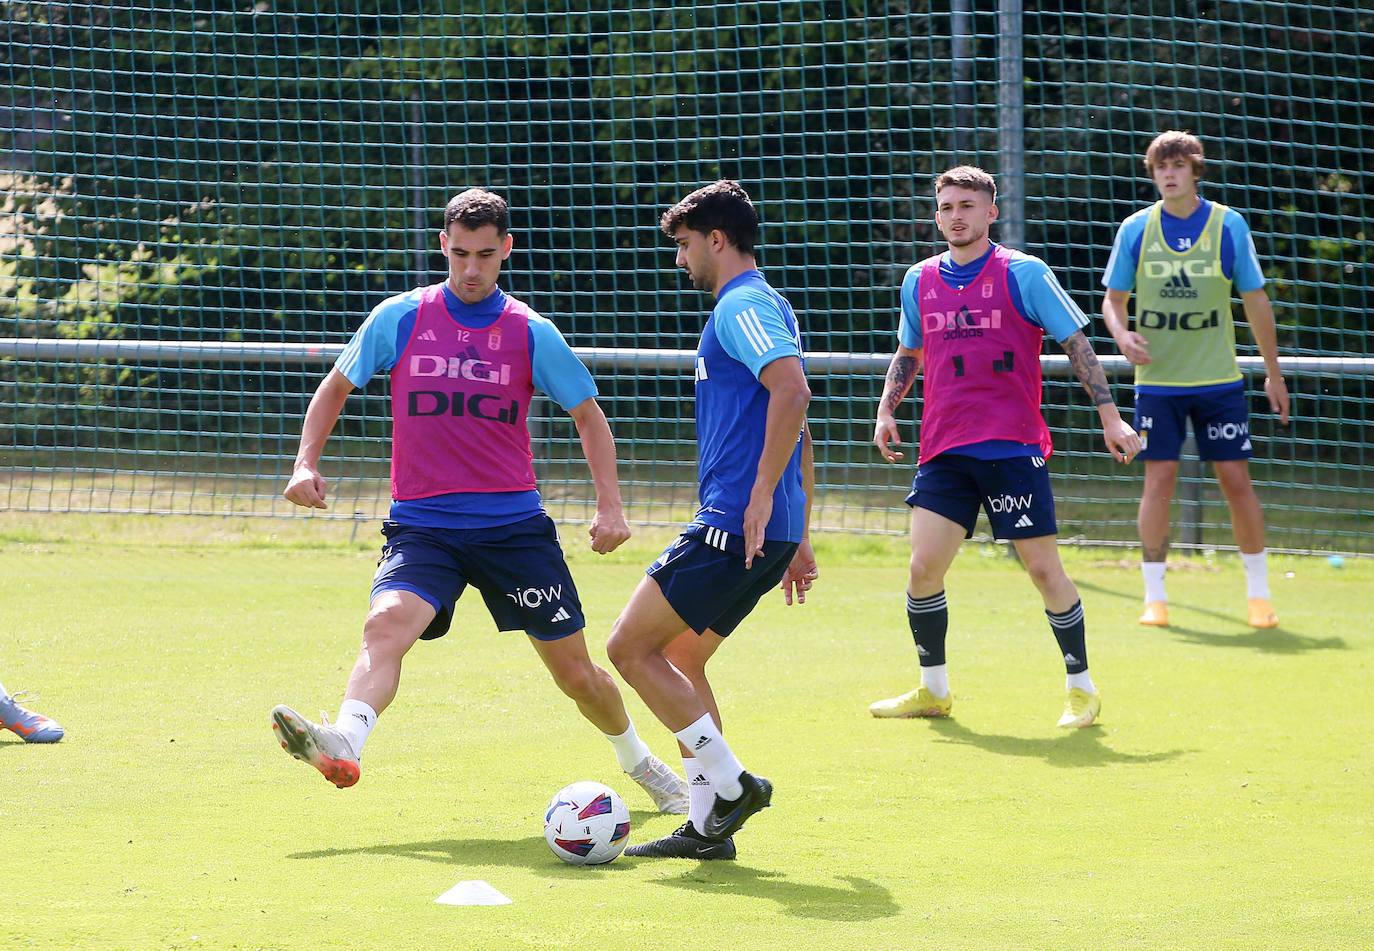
[881,354,919,416]
[1062,332,1115,406]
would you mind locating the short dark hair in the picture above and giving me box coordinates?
[660,180,759,255]
[934,166,997,202]
[444,188,509,234]
[1144,130,1206,177]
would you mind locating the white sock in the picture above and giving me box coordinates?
[1142,562,1168,603]
[1241,550,1270,599]
[335,699,378,757]
[1067,670,1097,694]
[920,664,949,699]
[681,756,713,831]
[672,712,744,800]
[603,719,653,774]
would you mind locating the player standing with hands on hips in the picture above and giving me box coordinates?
[609,181,818,860]
[1101,131,1289,629]
[271,188,688,815]
[869,166,1140,729]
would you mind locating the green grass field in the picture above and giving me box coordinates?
[2,514,1371,950]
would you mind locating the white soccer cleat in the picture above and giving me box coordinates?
[271,704,360,788]
[627,754,690,814]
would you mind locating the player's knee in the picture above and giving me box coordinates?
[908,555,944,590]
[1021,553,1068,593]
[606,627,641,679]
[362,602,419,656]
[551,662,603,703]
[664,641,706,682]
[1214,463,1255,499]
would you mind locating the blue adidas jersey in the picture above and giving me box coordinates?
[692,270,807,543]
[334,284,597,529]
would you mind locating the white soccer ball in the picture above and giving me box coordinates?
[543,780,631,865]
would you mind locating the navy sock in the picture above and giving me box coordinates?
[907,591,948,667]
[1046,600,1088,674]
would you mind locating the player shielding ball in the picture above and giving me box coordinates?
[869,166,1140,729]
[271,189,687,814]
[608,181,818,860]
[1101,131,1289,629]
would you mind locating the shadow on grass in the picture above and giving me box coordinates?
[290,835,633,875]
[651,865,900,921]
[1166,623,1347,654]
[927,718,1190,768]
[1076,579,1347,654]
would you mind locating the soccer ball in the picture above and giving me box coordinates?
[543,780,631,865]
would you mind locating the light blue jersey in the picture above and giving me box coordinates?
[335,284,597,528]
[692,270,807,542]
[1102,199,1264,397]
[1102,198,1265,293]
[897,243,1089,460]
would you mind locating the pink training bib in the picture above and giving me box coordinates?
[389,284,537,499]
[915,246,1052,463]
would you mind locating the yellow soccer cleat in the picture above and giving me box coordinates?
[1138,601,1169,627]
[1057,688,1101,729]
[1247,598,1279,629]
[869,686,952,719]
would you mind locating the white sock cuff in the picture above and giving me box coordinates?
[604,719,653,773]
[336,699,378,756]
[1141,561,1168,603]
[1241,550,1270,599]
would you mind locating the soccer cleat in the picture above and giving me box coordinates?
[701,770,772,841]
[624,821,736,860]
[1057,688,1101,729]
[868,685,952,719]
[1247,598,1279,629]
[1138,601,1170,627]
[627,754,690,814]
[0,692,64,743]
[271,704,360,788]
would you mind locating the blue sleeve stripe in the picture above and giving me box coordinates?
[1041,272,1089,330]
[733,307,775,356]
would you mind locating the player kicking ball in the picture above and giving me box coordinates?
[869,167,1140,729]
[608,181,818,860]
[271,189,687,814]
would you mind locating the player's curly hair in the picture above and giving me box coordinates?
[934,166,997,202]
[660,180,759,255]
[444,188,510,235]
[1144,131,1206,177]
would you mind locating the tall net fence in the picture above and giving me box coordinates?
[3,1,1371,553]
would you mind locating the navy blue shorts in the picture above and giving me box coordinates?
[905,453,1058,540]
[1135,383,1252,461]
[371,513,585,641]
[646,524,798,637]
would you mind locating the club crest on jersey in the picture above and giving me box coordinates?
[981,282,994,299]
[488,329,502,350]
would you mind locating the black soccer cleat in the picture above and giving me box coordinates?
[701,770,772,842]
[624,821,736,860]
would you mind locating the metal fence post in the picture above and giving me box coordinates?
[1179,434,1203,549]
[998,0,1025,252]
